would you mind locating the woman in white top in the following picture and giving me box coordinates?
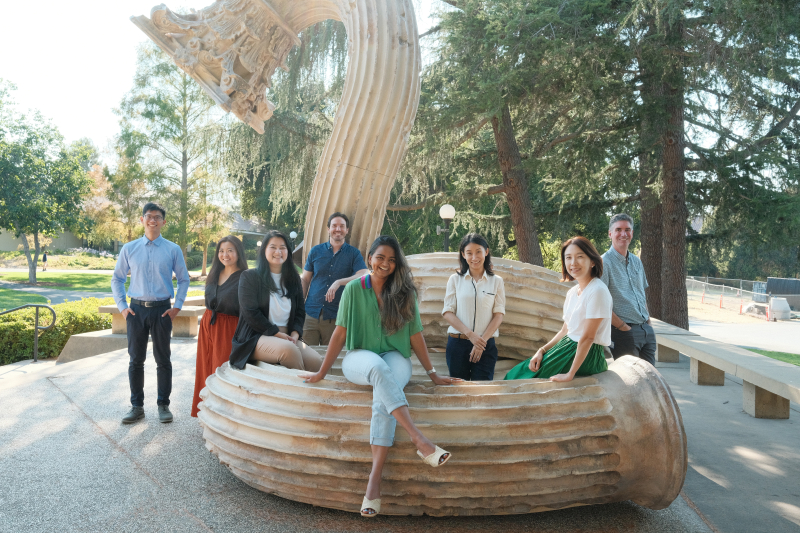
[229,231,323,371]
[505,236,611,381]
[442,234,506,380]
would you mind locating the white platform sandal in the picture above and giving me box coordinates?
[417,445,452,467]
[361,496,381,517]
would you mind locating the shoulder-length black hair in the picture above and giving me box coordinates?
[206,235,248,286]
[560,236,603,282]
[457,233,494,276]
[257,230,302,297]
[368,235,417,335]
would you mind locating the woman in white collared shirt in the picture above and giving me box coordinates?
[441,234,506,380]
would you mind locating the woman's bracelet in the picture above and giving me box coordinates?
[426,367,437,375]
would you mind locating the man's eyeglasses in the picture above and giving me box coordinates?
[144,215,164,222]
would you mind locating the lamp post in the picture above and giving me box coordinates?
[289,231,297,248]
[437,204,456,252]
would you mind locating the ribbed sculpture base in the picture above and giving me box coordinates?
[198,355,687,516]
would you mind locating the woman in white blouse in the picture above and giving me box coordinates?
[505,236,611,382]
[441,234,506,380]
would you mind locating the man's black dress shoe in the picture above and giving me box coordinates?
[158,405,173,423]
[122,407,145,424]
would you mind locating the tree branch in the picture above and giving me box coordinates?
[387,184,506,211]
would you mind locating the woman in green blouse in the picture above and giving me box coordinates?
[300,235,462,517]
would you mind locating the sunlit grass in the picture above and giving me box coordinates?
[0,288,48,311]
[748,349,800,367]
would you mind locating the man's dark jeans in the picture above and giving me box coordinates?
[446,336,498,381]
[126,302,172,407]
[610,322,656,365]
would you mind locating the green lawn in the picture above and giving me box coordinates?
[0,287,48,311]
[0,272,204,293]
[748,349,800,367]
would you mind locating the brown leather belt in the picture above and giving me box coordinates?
[449,333,469,340]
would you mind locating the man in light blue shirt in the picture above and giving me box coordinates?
[599,213,656,365]
[112,202,190,424]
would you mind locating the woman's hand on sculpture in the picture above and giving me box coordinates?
[429,373,463,385]
[469,345,484,363]
[290,331,300,342]
[298,371,325,383]
[528,349,544,372]
[275,331,296,343]
[549,373,575,382]
[467,331,487,350]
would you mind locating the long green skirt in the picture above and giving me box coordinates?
[504,335,608,380]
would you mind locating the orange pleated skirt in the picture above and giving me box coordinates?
[192,309,238,417]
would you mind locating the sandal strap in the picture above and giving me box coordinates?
[361,497,381,513]
[417,445,451,467]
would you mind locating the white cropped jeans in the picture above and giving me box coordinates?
[341,349,413,447]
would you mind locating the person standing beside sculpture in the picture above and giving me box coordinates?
[505,236,611,382]
[299,235,462,517]
[442,233,506,380]
[300,212,368,345]
[599,213,656,365]
[191,236,248,417]
[112,202,190,424]
[229,231,323,372]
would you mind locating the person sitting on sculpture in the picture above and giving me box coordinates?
[442,233,506,380]
[300,212,369,345]
[505,236,611,382]
[299,235,462,518]
[191,236,248,417]
[229,230,323,372]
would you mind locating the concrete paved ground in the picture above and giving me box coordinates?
[689,319,800,355]
[4,345,800,532]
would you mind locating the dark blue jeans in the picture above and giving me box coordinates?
[126,302,173,407]
[446,336,498,381]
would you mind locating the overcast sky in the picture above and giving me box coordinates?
[1,1,441,163]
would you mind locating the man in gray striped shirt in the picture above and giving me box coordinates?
[598,213,656,365]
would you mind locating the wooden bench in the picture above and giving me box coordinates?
[653,318,800,419]
[99,304,206,337]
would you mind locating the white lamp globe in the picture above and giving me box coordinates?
[256,241,262,247]
[290,231,298,239]
[439,204,456,220]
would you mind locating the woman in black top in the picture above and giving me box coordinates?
[229,231,322,371]
[191,236,247,417]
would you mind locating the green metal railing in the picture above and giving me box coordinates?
[0,304,57,362]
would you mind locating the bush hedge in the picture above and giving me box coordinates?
[0,297,114,366]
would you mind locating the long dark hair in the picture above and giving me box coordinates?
[560,236,603,282]
[368,235,417,335]
[257,230,302,297]
[457,233,494,276]
[206,235,247,286]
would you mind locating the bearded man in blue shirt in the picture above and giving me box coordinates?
[112,203,190,424]
[300,212,368,345]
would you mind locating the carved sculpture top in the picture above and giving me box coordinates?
[133,0,422,257]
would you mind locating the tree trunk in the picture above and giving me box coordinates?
[637,51,665,320]
[201,243,208,277]
[491,103,544,266]
[18,230,39,284]
[180,149,189,264]
[660,18,689,329]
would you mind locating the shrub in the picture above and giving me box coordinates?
[0,297,114,366]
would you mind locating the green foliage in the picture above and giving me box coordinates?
[223,20,348,231]
[0,87,94,281]
[0,297,114,365]
[0,287,48,311]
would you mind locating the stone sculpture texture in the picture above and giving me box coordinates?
[132,0,420,258]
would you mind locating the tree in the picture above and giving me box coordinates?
[118,42,219,261]
[191,168,231,276]
[0,106,93,283]
[105,150,151,244]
